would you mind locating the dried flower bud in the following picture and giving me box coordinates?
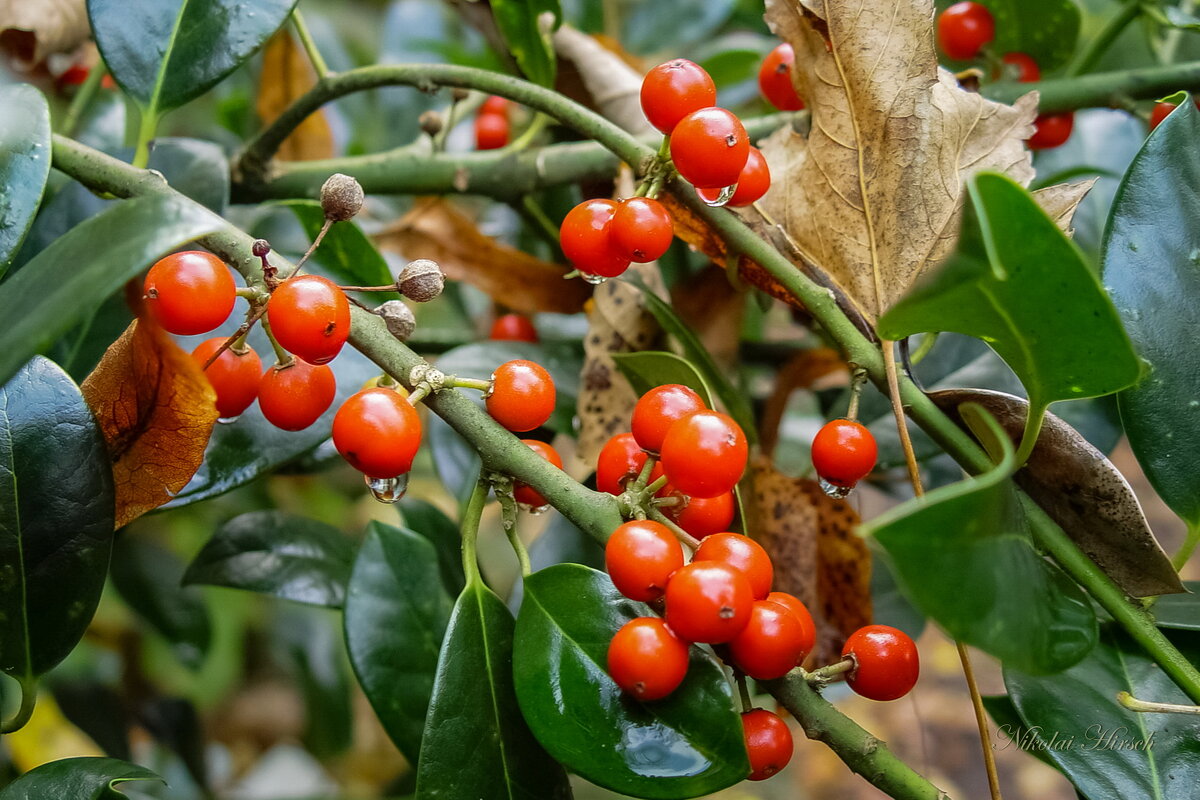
[252,239,271,258]
[320,173,364,222]
[377,300,416,341]
[398,258,445,302]
[451,87,470,102]
[419,110,444,137]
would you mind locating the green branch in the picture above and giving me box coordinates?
[984,59,1200,112]
[1064,0,1142,78]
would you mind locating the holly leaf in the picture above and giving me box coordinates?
[492,0,560,87]
[0,84,50,277]
[0,757,162,800]
[281,200,394,294]
[256,29,333,162]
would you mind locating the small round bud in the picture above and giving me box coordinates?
[419,110,444,137]
[398,258,445,303]
[252,239,271,258]
[377,300,416,341]
[451,87,470,102]
[320,173,365,222]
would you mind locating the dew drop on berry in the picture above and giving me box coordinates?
[581,272,608,285]
[699,183,739,208]
[366,473,409,503]
[217,415,241,425]
[818,477,854,499]
[521,502,551,515]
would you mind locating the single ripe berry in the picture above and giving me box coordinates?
[490,313,538,343]
[191,339,262,418]
[267,275,351,365]
[758,43,804,111]
[728,600,808,680]
[480,95,510,116]
[1000,52,1040,83]
[486,359,556,432]
[596,432,663,496]
[258,361,337,431]
[607,617,690,701]
[660,410,748,498]
[742,709,793,781]
[610,197,674,263]
[332,388,423,478]
[670,108,751,189]
[559,199,631,279]
[513,439,563,507]
[811,418,877,488]
[475,112,509,150]
[631,384,706,454]
[144,251,237,335]
[1028,112,1074,151]
[842,624,920,701]
[937,1,995,61]
[640,59,717,134]
[663,488,735,539]
[1149,101,1178,131]
[698,145,771,207]
[605,520,684,602]
[664,561,753,644]
[765,591,817,665]
[693,533,773,600]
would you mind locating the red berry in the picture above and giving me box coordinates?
[693,533,773,600]
[842,624,920,701]
[332,388,422,479]
[58,64,90,87]
[489,313,538,343]
[191,339,262,418]
[559,199,631,279]
[258,360,336,431]
[660,410,748,498]
[596,432,664,496]
[605,520,684,602]
[513,439,563,507]
[144,251,237,335]
[670,108,751,189]
[639,59,717,134]
[699,145,771,207]
[764,591,817,665]
[742,709,793,781]
[631,384,706,454]
[267,275,351,365]
[1000,52,1040,83]
[758,43,804,111]
[475,112,509,150]
[729,600,807,680]
[610,197,674,263]
[1028,112,1074,150]
[937,1,995,61]
[663,489,735,539]
[664,561,753,643]
[480,95,511,117]
[486,359,556,432]
[1150,101,1178,131]
[811,418,877,488]
[607,617,690,701]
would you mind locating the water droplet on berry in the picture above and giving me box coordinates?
[818,477,853,499]
[365,473,409,503]
[216,415,241,425]
[699,183,738,208]
[521,502,551,515]
[580,272,608,285]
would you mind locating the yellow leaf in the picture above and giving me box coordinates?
[256,29,333,162]
[6,692,102,773]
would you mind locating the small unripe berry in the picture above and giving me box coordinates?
[377,300,416,341]
[398,258,445,302]
[320,173,365,222]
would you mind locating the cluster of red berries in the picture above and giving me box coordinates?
[474,95,511,150]
[559,193,675,281]
[936,2,1072,150]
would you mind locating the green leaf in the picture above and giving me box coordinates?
[611,351,715,406]
[980,695,1057,769]
[1102,100,1200,526]
[1005,627,1200,798]
[491,0,560,87]
[0,193,222,388]
[0,358,115,681]
[280,201,395,295]
[399,499,465,596]
[0,757,162,799]
[416,579,571,799]
[879,172,1141,416]
[864,404,1097,674]
[513,564,749,798]
[935,0,1080,70]
[344,521,453,765]
[0,85,50,277]
[148,138,229,213]
[1152,581,1200,632]
[183,511,355,608]
[88,0,298,116]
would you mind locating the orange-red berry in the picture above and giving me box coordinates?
[728,600,808,680]
[191,338,262,418]
[513,439,563,507]
[693,533,773,600]
[758,43,804,111]
[332,388,423,479]
[631,384,706,454]
[258,360,336,431]
[660,410,747,498]
[489,313,538,343]
[670,108,750,189]
[267,275,351,365]
[742,709,793,781]
[842,624,920,701]
[664,561,753,644]
[559,199,631,279]
[486,360,556,432]
[811,418,877,488]
[605,520,684,602]
[144,251,237,335]
[640,59,717,134]
[607,617,690,701]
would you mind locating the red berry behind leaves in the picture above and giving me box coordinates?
[513,439,563,507]
[489,313,538,343]
[937,1,995,61]
[1028,112,1074,150]
[475,112,509,150]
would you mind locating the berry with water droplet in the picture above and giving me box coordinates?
[332,387,422,479]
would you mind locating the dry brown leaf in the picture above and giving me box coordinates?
[1033,180,1097,235]
[82,319,219,527]
[552,25,653,136]
[0,0,88,69]
[760,347,846,456]
[670,266,745,369]
[256,30,333,162]
[376,198,590,315]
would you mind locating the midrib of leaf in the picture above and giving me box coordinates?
[1113,641,1164,800]
[472,581,517,799]
[0,389,32,684]
[146,0,195,119]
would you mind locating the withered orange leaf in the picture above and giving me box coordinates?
[256,29,333,162]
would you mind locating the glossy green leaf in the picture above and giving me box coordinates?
[611,351,715,406]
[0,757,162,799]
[0,193,221,388]
[183,511,355,608]
[88,0,297,116]
[0,358,115,681]
[1153,582,1200,632]
[416,578,571,799]
[0,85,51,277]
[148,138,229,213]
[345,521,453,764]
[879,172,1141,416]
[865,404,1097,674]
[274,607,353,758]
[111,536,211,671]
[1005,627,1200,799]
[492,0,560,87]
[514,564,749,798]
[1102,100,1200,526]
[980,694,1057,769]
[280,201,395,295]
[399,499,465,596]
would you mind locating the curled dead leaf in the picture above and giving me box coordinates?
[0,0,88,69]
[256,30,334,162]
[552,26,653,136]
[759,347,846,456]
[670,266,745,370]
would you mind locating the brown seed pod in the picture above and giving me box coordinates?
[320,173,365,222]
[398,258,445,302]
[419,110,444,137]
[376,300,416,341]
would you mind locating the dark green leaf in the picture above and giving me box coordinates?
[89,0,298,115]
[1102,100,1200,526]
[0,193,222,388]
[147,138,229,213]
[622,0,736,56]
[0,357,115,680]
[0,757,162,799]
[980,694,1057,769]
[514,564,749,798]
[345,521,453,765]
[0,85,51,277]
[111,536,211,671]
[273,606,353,758]
[864,404,1097,674]
[611,351,715,406]
[417,579,571,799]
[1153,582,1200,632]
[492,0,560,87]
[183,511,354,608]
[280,201,394,294]
[399,499,465,596]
